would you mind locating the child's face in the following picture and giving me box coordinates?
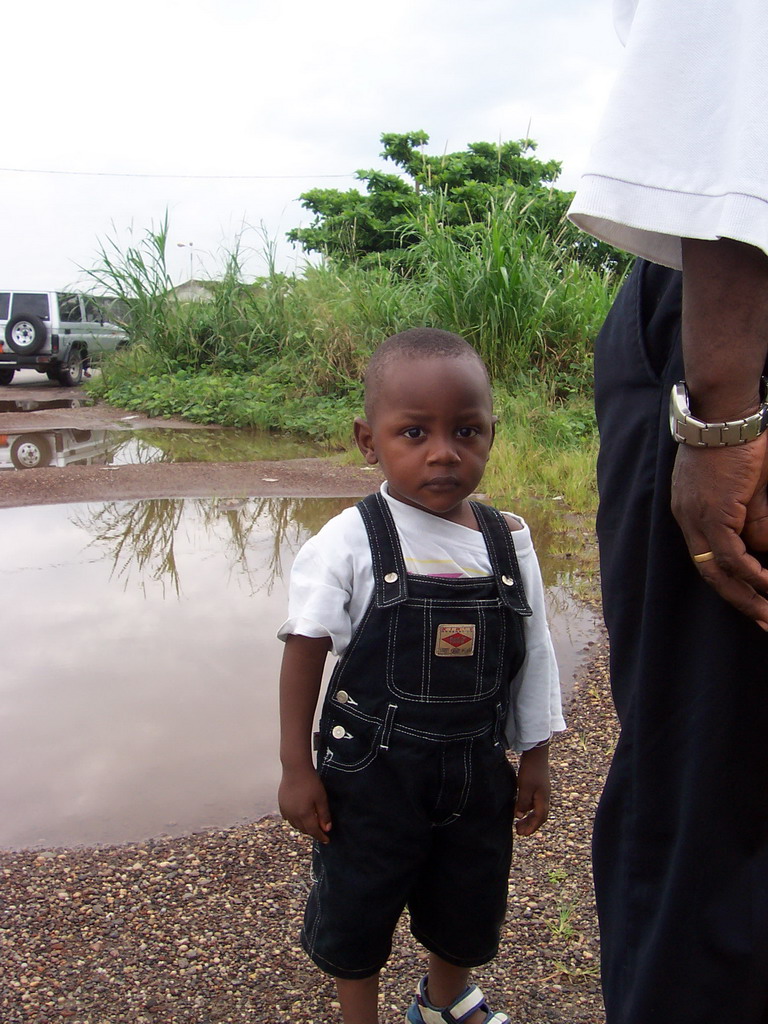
[354,354,495,524]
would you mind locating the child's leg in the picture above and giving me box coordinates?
[336,972,380,1024]
[424,955,487,1024]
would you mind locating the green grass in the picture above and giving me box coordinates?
[546,902,578,941]
[485,387,598,512]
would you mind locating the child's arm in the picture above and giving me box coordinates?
[513,742,551,836]
[278,633,333,844]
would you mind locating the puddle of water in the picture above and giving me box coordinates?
[0,497,599,850]
[545,586,600,697]
[129,427,328,463]
[0,427,327,470]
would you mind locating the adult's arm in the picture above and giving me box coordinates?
[671,237,768,627]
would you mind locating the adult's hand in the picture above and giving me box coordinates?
[676,237,768,627]
[671,435,768,628]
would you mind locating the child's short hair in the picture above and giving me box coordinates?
[364,328,490,420]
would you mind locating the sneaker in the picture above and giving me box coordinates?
[405,975,510,1023]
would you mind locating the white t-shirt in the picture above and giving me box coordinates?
[278,484,565,751]
[569,0,768,267]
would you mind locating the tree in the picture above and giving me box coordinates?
[287,132,630,273]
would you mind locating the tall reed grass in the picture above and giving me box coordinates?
[85,206,622,509]
[406,196,615,394]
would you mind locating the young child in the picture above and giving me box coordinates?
[278,328,564,1024]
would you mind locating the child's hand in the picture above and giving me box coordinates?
[279,766,332,844]
[514,743,551,836]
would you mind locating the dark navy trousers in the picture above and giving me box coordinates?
[594,260,768,1023]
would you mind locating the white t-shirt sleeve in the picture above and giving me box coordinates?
[504,527,565,751]
[569,0,768,266]
[277,508,365,657]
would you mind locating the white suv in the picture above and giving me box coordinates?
[0,290,128,387]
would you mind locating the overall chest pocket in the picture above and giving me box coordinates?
[385,598,509,702]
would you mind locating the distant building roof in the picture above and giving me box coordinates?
[168,279,217,302]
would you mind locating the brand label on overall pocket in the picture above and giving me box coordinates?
[435,624,476,657]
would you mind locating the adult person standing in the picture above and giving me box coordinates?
[568,2,768,1021]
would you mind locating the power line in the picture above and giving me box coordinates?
[0,166,358,181]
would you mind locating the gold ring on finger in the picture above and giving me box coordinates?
[693,550,716,563]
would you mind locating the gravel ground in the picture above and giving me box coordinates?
[1,641,614,1024]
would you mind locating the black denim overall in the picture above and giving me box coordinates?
[301,491,531,979]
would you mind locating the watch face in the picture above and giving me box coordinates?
[669,382,688,442]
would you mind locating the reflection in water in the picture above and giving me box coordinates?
[131,427,327,464]
[0,496,598,850]
[0,429,122,470]
[72,496,355,596]
[0,426,328,471]
[73,491,595,598]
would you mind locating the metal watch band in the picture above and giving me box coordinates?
[669,379,768,447]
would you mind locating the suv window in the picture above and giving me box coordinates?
[11,293,50,320]
[98,296,130,324]
[82,297,102,322]
[0,293,9,320]
[58,293,82,323]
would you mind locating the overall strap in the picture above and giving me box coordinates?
[470,501,532,616]
[356,492,409,607]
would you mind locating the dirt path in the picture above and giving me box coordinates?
[0,457,384,508]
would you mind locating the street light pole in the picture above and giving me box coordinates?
[176,242,194,282]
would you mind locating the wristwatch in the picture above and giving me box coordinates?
[669,379,768,447]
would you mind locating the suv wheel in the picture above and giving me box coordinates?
[58,347,84,387]
[0,368,14,385]
[5,314,47,355]
[10,434,53,470]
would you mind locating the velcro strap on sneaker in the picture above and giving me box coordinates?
[449,986,485,1022]
[415,987,485,1024]
[415,1008,462,1024]
[414,1008,449,1024]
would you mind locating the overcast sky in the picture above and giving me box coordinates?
[4,0,622,291]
